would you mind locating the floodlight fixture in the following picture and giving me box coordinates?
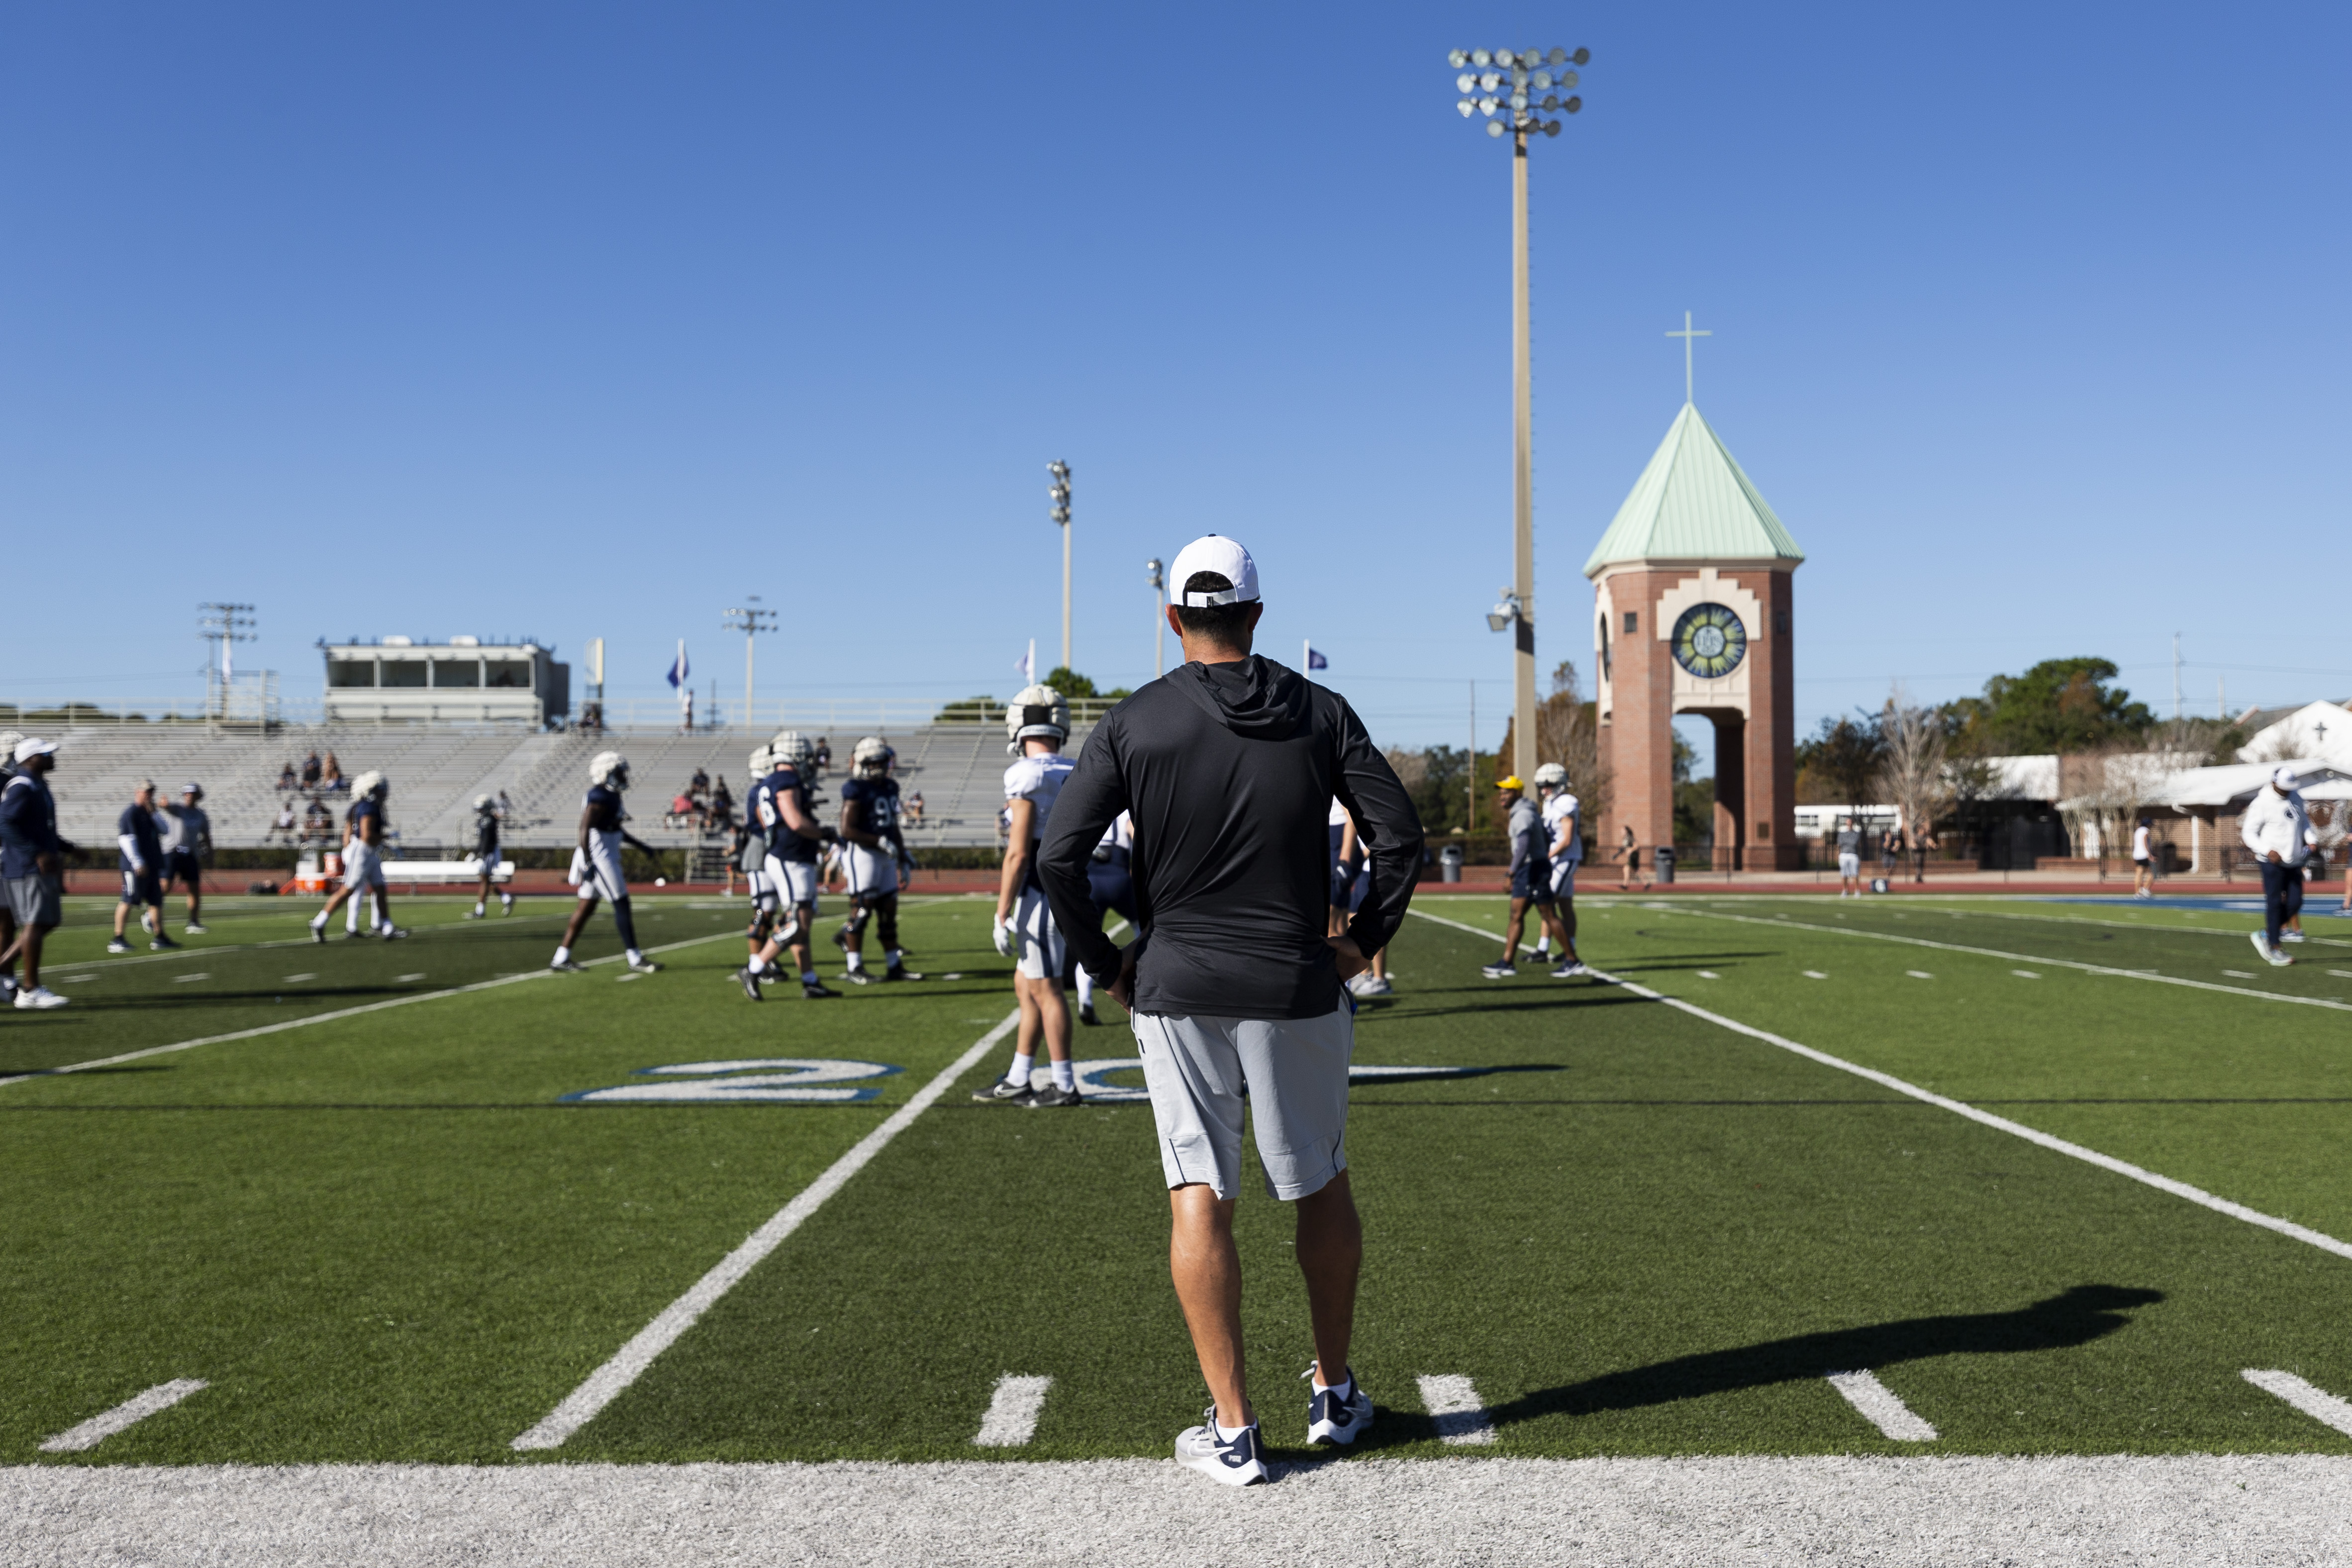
[1486,591,1522,633]
[1486,121,1504,137]
[1448,47,1587,139]
[1448,48,1469,67]
[1470,48,1490,65]
[1572,47,1589,64]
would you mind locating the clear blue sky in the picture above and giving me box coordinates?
[3,1,2345,759]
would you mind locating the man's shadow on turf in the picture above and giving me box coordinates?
[1337,1284,2162,1452]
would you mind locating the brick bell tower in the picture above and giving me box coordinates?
[1585,398,1804,871]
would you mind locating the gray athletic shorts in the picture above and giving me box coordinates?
[5,872,62,927]
[1132,1006,1353,1202]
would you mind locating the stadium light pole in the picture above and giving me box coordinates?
[1047,461,1073,673]
[197,602,255,724]
[1146,557,1166,677]
[1450,43,1586,782]
[722,599,776,730]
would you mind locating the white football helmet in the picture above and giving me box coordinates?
[0,732,23,772]
[351,771,388,801]
[473,794,495,812]
[768,730,816,774]
[1533,763,1569,792]
[852,735,895,779]
[748,744,775,781]
[588,751,631,790]
[1005,685,1070,755]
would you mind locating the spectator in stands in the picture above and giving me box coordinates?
[905,790,925,826]
[303,797,334,841]
[690,766,710,799]
[321,753,346,791]
[278,761,298,791]
[301,752,322,788]
[814,738,833,771]
[710,776,734,823]
[270,799,298,841]
[496,789,514,820]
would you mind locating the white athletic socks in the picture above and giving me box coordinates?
[473,902,486,916]
[1215,1418,1253,1441]
[1050,1059,1076,1093]
[1075,967,1095,1008]
[500,892,514,910]
[1007,1050,1034,1088]
[1314,1371,1354,1401]
[626,949,644,966]
[553,945,572,966]
[308,913,327,931]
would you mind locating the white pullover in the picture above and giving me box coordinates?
[2240,787,2312,866]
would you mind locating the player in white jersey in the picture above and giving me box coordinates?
[1330,801,1390,996]
[1532,763,1589,977]
[550,752,661,974]
[976,685,1081,1107]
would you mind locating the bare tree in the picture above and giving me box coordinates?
[1533,661,1610,835]
[1875,685,1952,861]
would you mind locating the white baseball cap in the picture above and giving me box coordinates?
[13,737,56,764]
[1167,534,1261,607]
[2272,765,2300,789]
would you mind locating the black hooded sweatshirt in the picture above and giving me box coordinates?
[1038,655,1424,1020]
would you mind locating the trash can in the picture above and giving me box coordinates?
[1439,844,1465,883]
[1652,845,1674,885]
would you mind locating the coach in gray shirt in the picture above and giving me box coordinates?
[1040,533,1423,1487]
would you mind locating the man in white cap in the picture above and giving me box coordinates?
[1038,533,1424,1487]
[2243,765,2315,967]
[161,783,212,934]
[0,738,71,1007]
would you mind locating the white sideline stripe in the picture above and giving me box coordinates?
[972,1374,1054,1447]
[0,931,744,1090]
[510,1009,1022,1452]
[1670,905,2352,1014]
[1405,908,2352,1264]
[1825,1370,1938,1442]
[38,1379,207,1452]
[2242,1370,2352,1437]
[1416,1374,1497,1446]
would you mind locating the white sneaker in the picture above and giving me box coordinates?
[1304,1366,1373,1446]
[1345,972,1375,997]
[1552,961,1591,979]
[184,923,208,935]
[1174,1409,1268,1486]
[14,986,68,1010]
[1480,962,1517,980]
[1361,976,1393,996]
[2282,931,2306,944]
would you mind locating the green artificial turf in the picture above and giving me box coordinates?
[2,892,2348,1465]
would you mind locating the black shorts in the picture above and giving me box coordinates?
[167,851,202,888]
[121,868,163,905]
[1510,863,1556,903]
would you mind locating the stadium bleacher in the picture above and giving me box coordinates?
[33,721,1091,854]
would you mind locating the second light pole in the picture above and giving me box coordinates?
[1452,43,1586,782]
[1047,460,1073,673]
[723,598,776,729]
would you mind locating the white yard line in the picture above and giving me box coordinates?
[2242,1370,2352,1438]
[1416,1374,1497,1446]
[971,1374,1054,1447]
[37,1379,207,1453]
[1658,905,2352,1014]
[1404,908,2352,1264]
[511,1010,1022,1452]
[0,931,744,1090]
[1825,1370,1937,1442]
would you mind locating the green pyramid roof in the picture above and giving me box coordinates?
[1582,402,1804,577]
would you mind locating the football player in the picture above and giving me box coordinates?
[1330,803,1391,996]
[108,780,175,954]
[833,736,917,984]
[306,772,405,942]
[550,752,660,973]
[1533,763,1589,977]
[974,686,1080,1107]
[734,743,777,964]
[1074,809,1137,1026]
[738,732,837,1000]
[465,795,513,918]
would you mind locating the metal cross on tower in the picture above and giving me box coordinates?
[1666,311,1711,404]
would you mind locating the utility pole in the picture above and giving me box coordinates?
[1146,557,1166,677]
[197,603,255,723]
[1450,44,1586,783]
[2172,632,2183,723]
[722,599,776,729]
[1048,461,1073,673]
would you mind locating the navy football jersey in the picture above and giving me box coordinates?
[756,766,817,863]
[347,796,383,843]
[839,776,902,848]
[584,784,624,833]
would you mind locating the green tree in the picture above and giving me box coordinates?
[1042,666,1098,698]
[1795,714,1888,807]
[1946,658,2155,755]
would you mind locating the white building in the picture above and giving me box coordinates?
[321,637,570,725]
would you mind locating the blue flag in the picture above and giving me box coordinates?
[666,642,689,690]
[1305,644,1328,672]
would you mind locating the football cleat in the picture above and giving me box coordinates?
[1303,1366,1373,1446]
[1480,962,1517,979]
[184,923,207,936]
[1174,1409,1268,1487]
[737,966,763,1001]
[106,939,133,955]
[1551,961,1590,979]
[149,935,180,951]
[465,909,486,920]
[13,986,68,1010]
[1078,1001,1100,1026]
[309,925,328,944]
[800,979,838,999]
[381,928,409,941]
[973,1078,1036,1105]
[1024,1083,1084,1109]
[841,967,871,985]
[550,959,586,973]
[882,963,920,982]
[627,956,662,973]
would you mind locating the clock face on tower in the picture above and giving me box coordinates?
[1670,602,1747,679]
